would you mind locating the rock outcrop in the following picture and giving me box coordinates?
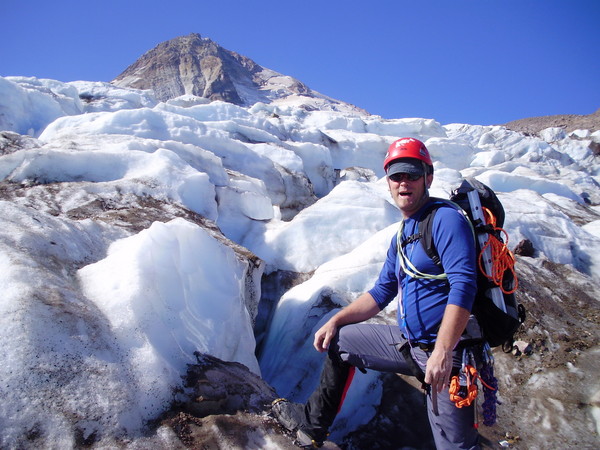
[111,33,365,115]
[504,108,600,135]
[112,33,257,104]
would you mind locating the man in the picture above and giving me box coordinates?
[272,138,481,449]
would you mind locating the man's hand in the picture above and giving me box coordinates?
[312,293,380,353]
[313,320,338,352]
[424,347,453,393]
[425,304,471,393]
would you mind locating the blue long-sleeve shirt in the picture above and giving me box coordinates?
[368,201,477,344]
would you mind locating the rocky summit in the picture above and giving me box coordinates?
[112,33,364,115]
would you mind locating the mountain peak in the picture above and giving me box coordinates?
[111,34,365,114]
[112,33,248,104]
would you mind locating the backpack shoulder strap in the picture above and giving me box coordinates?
[417,198,458,268]
[419,203,440,266]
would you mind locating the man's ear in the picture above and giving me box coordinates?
[425,174,434,189]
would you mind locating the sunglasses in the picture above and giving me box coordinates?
[388,172,423,182]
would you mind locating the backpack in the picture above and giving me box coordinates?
[398,178,526,351]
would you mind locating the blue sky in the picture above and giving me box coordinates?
[2,0,599,126]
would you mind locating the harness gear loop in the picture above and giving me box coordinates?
[479,207,519,294]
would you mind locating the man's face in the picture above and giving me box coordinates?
[387,171,433,217]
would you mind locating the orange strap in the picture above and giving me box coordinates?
[478,207,518,294]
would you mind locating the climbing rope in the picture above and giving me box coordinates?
[449,365,479,408]
[480,342,499,426]
[479,207,518,294]
[479,362,499,426]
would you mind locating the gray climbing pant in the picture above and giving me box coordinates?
[305,323,480,450]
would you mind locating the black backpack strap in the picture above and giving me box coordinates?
[415,200,448,268]
[401,232,422,248]
[419,205,440,267]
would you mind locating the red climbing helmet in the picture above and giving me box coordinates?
[383,138,433,172]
